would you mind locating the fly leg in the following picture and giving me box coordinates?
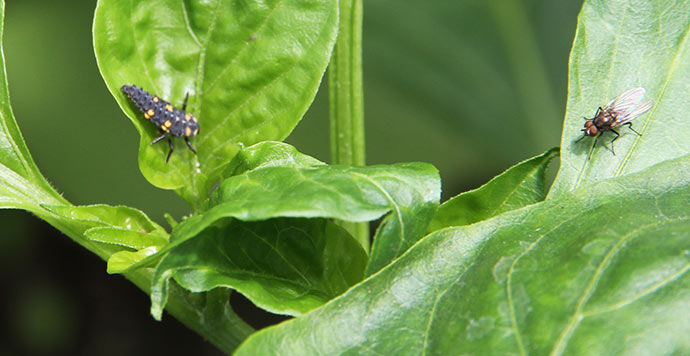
[584,107,601,120]
[575,131,587,143]
[623,122,642,137]
[609,129,621,156]
[592,131,602,150]
[609,123,641,156]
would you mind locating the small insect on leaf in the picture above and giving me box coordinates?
[576,87,653,155]
[121,84,200,163]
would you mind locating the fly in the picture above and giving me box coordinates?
[576,87,653,155]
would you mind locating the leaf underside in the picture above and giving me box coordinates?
[429,147,558,231]
[138,142,440,319]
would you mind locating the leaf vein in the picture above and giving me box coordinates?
[351,172,406,255]
[614,18,690,177]
[506,211,578,356]
[205,0,287,93]
[583,260,690,317]
[549,217,690,356]
[180,0,202,47]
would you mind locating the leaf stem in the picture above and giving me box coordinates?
[36,206,254,354]
[329,0,369,250]
[16,174,253,354]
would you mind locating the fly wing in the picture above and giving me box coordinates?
[612,99,653,126]
[606,87,646,117]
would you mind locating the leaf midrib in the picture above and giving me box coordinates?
[614,18,690,177]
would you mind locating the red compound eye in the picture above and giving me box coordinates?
[586,125,598,136]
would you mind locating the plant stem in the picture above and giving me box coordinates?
[329,0,369,251]
[35,204,254,355]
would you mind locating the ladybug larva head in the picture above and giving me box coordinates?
[121,84,142,98]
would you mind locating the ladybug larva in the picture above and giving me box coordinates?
[121,84,199,163]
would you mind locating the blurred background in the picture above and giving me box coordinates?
[0,0,580,354]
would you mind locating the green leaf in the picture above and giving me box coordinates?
[190,146,440,275]
[43,204,168,236]
[150,218,366,319]
[222,141,325,177]
[0,1,253,351]
[551,0,690,198]
[86,228,168,249]
[93,0,339,207]
[139,143,439,318]
[42,204,169,264]
[43,204,171,272]
[0,0,156,260]
[235,152,690,356]
[428,148,558,232]
[107,247,160,274]
[0,164,62,212]
[206,164,438,235]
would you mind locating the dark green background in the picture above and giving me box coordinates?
[0,0,580,354]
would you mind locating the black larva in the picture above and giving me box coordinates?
[121,84,199,163]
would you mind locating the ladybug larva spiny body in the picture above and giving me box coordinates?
[121,84,199,163]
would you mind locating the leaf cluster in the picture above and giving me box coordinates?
[0,0,688,355]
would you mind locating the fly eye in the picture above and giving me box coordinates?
[584,120,593,128]
[587,126,598,136]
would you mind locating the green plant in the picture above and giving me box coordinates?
[1,0,689,355]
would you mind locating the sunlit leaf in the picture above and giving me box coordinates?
[551,0,690,198]
[236,153,690,356]
[43,204,167,235]
[222,141,326,177]
[93,0,339,207]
